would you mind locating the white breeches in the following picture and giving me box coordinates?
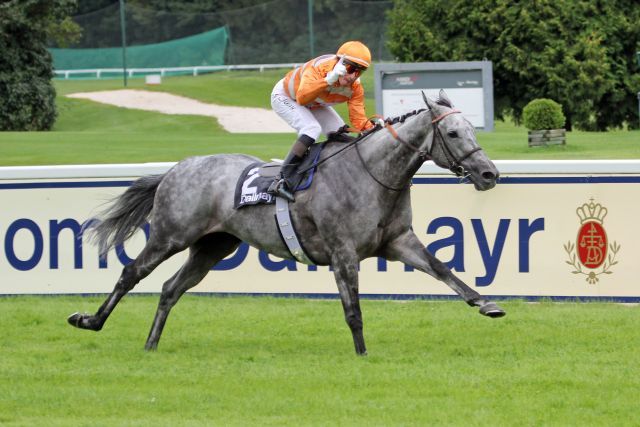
[271,78,345,141]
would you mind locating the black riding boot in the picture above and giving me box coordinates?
[269,134,315,202]
[273,151,303,201]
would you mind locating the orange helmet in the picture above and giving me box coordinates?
[336,41,371,69]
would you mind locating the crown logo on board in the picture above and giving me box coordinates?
[564,198,619,284]
[576,199,607,224]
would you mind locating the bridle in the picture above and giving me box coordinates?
[428,110,483,177]
[355,109,483,191]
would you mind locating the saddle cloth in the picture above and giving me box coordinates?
[234,142,325,209]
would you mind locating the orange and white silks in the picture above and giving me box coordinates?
[282,54,373,132]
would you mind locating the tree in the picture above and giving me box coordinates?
[0,0,77,131]
[387,0,640,130]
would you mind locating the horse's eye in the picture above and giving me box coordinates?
[447,130,458,138]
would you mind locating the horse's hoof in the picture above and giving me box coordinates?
[67,312,84,328]
[144,342,158,352]
[479,302,506,318]
[67,312,100,330]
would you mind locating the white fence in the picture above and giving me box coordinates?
[54,63,301,79]
[4,160,640,179]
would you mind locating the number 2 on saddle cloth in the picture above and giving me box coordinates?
[234,142,326,209]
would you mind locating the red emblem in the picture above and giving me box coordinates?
[564,199,620,284]
[577,221,607,268]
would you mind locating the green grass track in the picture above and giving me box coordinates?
[1,296,639,425]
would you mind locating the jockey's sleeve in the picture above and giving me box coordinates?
[296,65,331,106]
[348,83,373,131]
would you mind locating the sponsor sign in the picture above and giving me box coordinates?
[374,61,494,130]
[1,162,639,300]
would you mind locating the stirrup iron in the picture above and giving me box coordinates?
[274,179,295,202]
[268,178,295,202]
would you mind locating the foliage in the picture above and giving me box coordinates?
[522,98,566,130]
[0,0,77,130]
[47,16,82,47]
[387,0,640,131]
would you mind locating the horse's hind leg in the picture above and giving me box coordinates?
[331,252,367,356]
[145,232,241,351]
[382,230,506,317]
[67,237,182,331]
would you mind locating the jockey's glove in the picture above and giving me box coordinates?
[325,56,347,85]
[371,118,385,128]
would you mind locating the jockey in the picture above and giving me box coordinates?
[269,40,383,202]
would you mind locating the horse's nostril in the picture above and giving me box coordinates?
[482,171,496,181]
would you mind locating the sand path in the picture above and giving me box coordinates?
[67,89,292,133]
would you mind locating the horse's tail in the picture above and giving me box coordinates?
[90,174,164,254]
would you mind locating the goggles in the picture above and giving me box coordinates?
[343,58,367,75]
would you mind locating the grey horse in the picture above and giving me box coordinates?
[68,90,505,355]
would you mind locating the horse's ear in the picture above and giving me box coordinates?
[438,89,454,108]
[422,91,435,109]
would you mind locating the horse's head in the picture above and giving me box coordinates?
[422,90,499,191]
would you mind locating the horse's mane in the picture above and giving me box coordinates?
[387,109,426,125]
[386,95,453,125]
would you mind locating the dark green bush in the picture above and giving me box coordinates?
[522,99,566,130]
[0,0,76,131]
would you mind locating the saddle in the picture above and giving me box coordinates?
[234,142,326,209]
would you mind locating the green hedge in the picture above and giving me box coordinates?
[522,99,566,130]
[0,0,76,131]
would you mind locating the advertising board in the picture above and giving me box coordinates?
[374,61,494,130]
[1,161,639,301]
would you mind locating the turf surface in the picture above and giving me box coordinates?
[1,296,638,425]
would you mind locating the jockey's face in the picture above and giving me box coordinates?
[338,60,366,86]
[338,72,359,86]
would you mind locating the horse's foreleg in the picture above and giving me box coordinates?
[382,231,505,317]
[332,253,367,355]
[67,239,180,331]
[145,233,241,351]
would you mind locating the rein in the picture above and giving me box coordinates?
[296,107,483,192]
[295,125,380,176]
[352,109,431,191]
[354,135,409,192]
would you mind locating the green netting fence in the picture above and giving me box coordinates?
[50,26,228,72]
[48,0,394,79]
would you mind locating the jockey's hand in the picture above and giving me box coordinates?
[336,124,351,134]
[371,117,386,128]
[325,55,347,85]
